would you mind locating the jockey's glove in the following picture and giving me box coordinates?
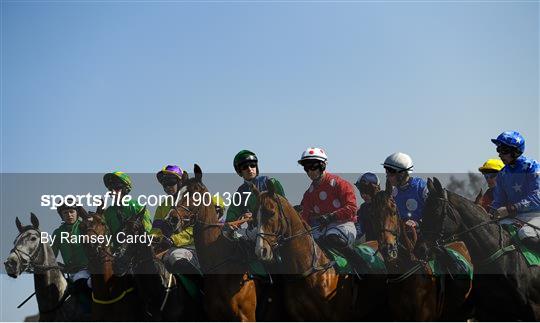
[318,213,336,226]
[493,206,511,219]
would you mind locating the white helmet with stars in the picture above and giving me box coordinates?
[298,147,328,164]
[383,152,414,173]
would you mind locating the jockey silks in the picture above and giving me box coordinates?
[300,172,358,223]
[491,155,540,213]
[392,176,428,223]
[226,175,285,221]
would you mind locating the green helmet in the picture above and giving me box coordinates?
[57,198,78,217]
[233,150,258,174]
[103,171,133,193]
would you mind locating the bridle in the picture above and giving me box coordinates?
[10,228,63,274]
[421,194,518,267]
[80,216,115,268]
[255,194,334,277]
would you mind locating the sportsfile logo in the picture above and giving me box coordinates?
[40,191,252,209]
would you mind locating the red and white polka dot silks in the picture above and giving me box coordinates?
[300,173,357,223]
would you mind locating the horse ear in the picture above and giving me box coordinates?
[78,206,89,220]
[194,164,203,182]
[182,170,189,183]
[250,182,260,198]
[96,199,104,215]
[30,213,39,229]
[427,178,435,194]
[266,179,276,197]
[15,217,23,233]
[474,189,483,205]
[433,177,445,198]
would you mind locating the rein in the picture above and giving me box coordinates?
[429,196,519,267]
[10,229,64,273]
[255,195,335,278]
[11,228,70,314]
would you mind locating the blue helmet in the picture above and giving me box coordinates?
[491,131,525,153]
[355,172,380,186]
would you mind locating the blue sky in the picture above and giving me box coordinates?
[1,1,538,321]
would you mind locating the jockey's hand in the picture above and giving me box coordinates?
[317,213,336,226]
[405,220,418,229]
[241,211,253,221]
[493,207,510,219]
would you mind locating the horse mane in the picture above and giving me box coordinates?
[446,190,491,224]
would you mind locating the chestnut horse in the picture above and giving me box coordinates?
[78,208,143,321]
[253,179,388,321]
[372,188,473,321]
[171,164,257,321]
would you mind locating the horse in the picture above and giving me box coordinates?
[418,177,540,321]
[4,213,83,321]
[253,178,388,321]
[113,207,203,321]
[171,164,258,321]
[372,187,473,321]
[77,208,143,321]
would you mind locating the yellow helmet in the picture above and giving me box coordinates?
[478,159,504,173]
[212,194,226,209]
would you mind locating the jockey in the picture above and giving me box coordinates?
[225,150,285,238]
[298,147,364,269]
[102,171,152,244]
[490,131,540,252]
[52,199,91,313]
[478,158,504,211]
[354,172,381,242]
[382,152,428,230]
[152,165,199,275]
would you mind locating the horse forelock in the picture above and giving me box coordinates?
[13,226,39,246]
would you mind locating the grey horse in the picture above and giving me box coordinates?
[4,213,86,321]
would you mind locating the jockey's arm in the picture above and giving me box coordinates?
[514,169,540,213]
[132,202,152,234]
[225,204,241,222]
[490,175,508,211]
[332,180,357,222]
[269,178,286,197]
[300,192,312,223]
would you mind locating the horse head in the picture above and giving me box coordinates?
[4,213,43,278]
[78,208,113,272]
[414,177,460,259]
[372,188,400,262]
[170,164,212,228]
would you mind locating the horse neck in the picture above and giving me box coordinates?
[281,209,329,274]
[33,243,67,312]
[193,205,233,271]
[87,244,114,293]
[133,242,158,274]
[448,193,506,263]
[193,205,220,244]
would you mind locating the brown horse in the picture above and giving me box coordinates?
[253,178,388,321]
[372,187,473,321]
[419,177,540,321]
[113,208,204,321]
[172,164,257,321]
[77,208,143,321]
